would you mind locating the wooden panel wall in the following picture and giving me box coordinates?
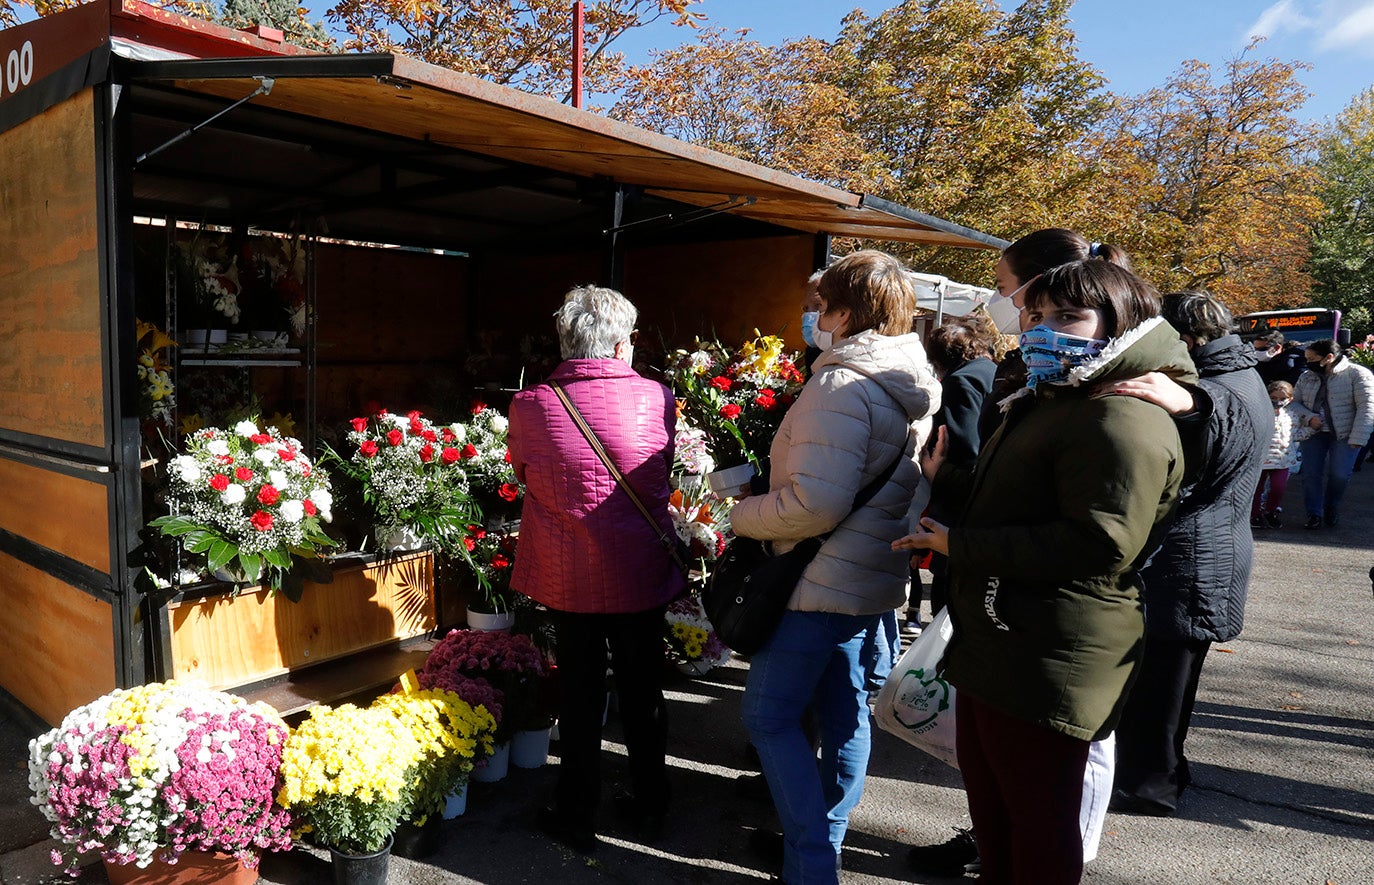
[167,553,435,689]
[0,90,104,445]
[625,235,815,351]
[315,243,469,423]
[0,458,110,573]
[0,551,116,725]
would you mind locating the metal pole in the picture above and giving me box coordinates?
[571,1,585,109]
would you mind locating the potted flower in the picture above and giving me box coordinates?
[667,332,806,496]
[458,523,519,627]
[150,420,337,601]
[411,672,506,816]
[461,402,523,526]
[323,409,482,554]
[664,594,733,677]
[416,628,548,781]
[28,681,293,882]
[276,703,424,883]
[369,688,496,856]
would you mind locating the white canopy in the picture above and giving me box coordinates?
[908,271,996,322]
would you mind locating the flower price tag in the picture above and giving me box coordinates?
[399,668,421,694]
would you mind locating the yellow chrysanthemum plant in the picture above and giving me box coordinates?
[277,704,425,856]
[370,687,497,826]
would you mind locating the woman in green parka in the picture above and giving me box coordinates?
[893,261,1197,885]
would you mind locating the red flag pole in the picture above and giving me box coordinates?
[571,0,585,109]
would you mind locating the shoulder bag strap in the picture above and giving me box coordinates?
[551,382,691,576]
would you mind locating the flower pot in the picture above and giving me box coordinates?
[706,463,756,497]
[443,782,468,819]
[676,659,715,678]
[511,727,552,768]
[471,741,510,783]
[102,850,259,885]
[207,329,229,345]
[391,816,442,860]
[182,329,210,347]
[328,835,392,885]
[466,605,515,632]
[379,525,424,552]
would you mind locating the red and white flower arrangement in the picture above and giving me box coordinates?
[151,420,335,591]
[460,402,523,517]
[460,523,519,613]
[28,681,293,876]
[327,409,481,551]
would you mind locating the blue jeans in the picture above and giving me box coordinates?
[1300,434,1361,519]
[861,609,900,691]
[741,610,879,885]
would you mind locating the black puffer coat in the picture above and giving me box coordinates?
[1140,334,1274,642]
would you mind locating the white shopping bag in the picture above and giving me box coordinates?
[874,607,958,769]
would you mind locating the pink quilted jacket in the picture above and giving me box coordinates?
[508,359,686,614]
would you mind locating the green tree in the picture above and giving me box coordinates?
[1309,87,1374,339]
[219,0,334,50]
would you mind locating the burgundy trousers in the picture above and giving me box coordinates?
[956,692,1091,885]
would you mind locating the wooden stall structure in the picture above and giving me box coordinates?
[0,0,1005,725]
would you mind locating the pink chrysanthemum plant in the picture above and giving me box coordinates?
[151,419,337,600]
[28,681,293,877]
[417,629,549,742]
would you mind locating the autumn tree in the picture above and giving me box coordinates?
[0,0,332,50]
[1083,42,1321,315]
[1308,87,1374,338]
[327,0,703,103]
[611,28,872,188]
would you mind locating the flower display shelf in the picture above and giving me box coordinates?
[179,345,302,368]
[158,551,436,705]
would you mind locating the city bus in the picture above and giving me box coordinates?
[1237,308,1343,345]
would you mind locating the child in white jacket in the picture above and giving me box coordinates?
[1251,380,1311,528]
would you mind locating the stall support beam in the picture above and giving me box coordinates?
[95,81,149,688]
[602,184,625,292]
[813,234,831,271]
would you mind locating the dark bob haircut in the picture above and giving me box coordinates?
[1023,261,1161,339]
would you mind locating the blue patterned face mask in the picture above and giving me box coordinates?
[1019,325,1107,388]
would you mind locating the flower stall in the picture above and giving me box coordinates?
[0,0,1002,729]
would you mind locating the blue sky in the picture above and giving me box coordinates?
[610,0,1374,122]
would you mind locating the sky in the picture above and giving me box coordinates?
[610,0,1374,122]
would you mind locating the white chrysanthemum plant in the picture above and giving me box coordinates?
[151,420,337,599]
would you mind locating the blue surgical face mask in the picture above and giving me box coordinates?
[800,311,820,347]
[1018,324,1108,389]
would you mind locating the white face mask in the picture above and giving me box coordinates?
[986,279,1033,334]
[812,327,833,351]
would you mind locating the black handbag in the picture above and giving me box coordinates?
[703,441,908,655]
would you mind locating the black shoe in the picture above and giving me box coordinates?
[906,827,979,877]
[537,806,599,854]
[1265,511,1283,529]
[1250,516,1264,530]
[1305,516,1323,530]
[611,791,666,842]
[747,828,784,866]
[1108,789,1175,817]
[1324,512,1339,527]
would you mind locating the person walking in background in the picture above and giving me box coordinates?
[1111,292,1272,818]
[895,261,1195,885]
[1251,380,1310,529]
[508,285,686,854]
[1253,329,1306,386]
[730,250,940,885]
[1289,338,1374,529]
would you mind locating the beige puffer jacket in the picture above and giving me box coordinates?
[728,330,940,615]
[1291,358,1374,447]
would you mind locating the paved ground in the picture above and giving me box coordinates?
[2,470,1371,884]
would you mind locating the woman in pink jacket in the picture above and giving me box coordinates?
[508,285,685,854]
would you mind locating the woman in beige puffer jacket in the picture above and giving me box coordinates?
[730,250,940,885]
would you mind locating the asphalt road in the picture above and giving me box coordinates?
[3,471,1371,885]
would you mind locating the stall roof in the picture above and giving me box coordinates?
[2,0,1007,251]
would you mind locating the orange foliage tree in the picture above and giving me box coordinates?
[326,0,703,103]
[1073,43,1322,315]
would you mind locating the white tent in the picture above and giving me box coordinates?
[907,271,996,325]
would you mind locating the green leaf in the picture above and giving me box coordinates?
[184,532,218,554]
[239,553,262,583]
[206,539,236,571]
[262,547,292,570]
